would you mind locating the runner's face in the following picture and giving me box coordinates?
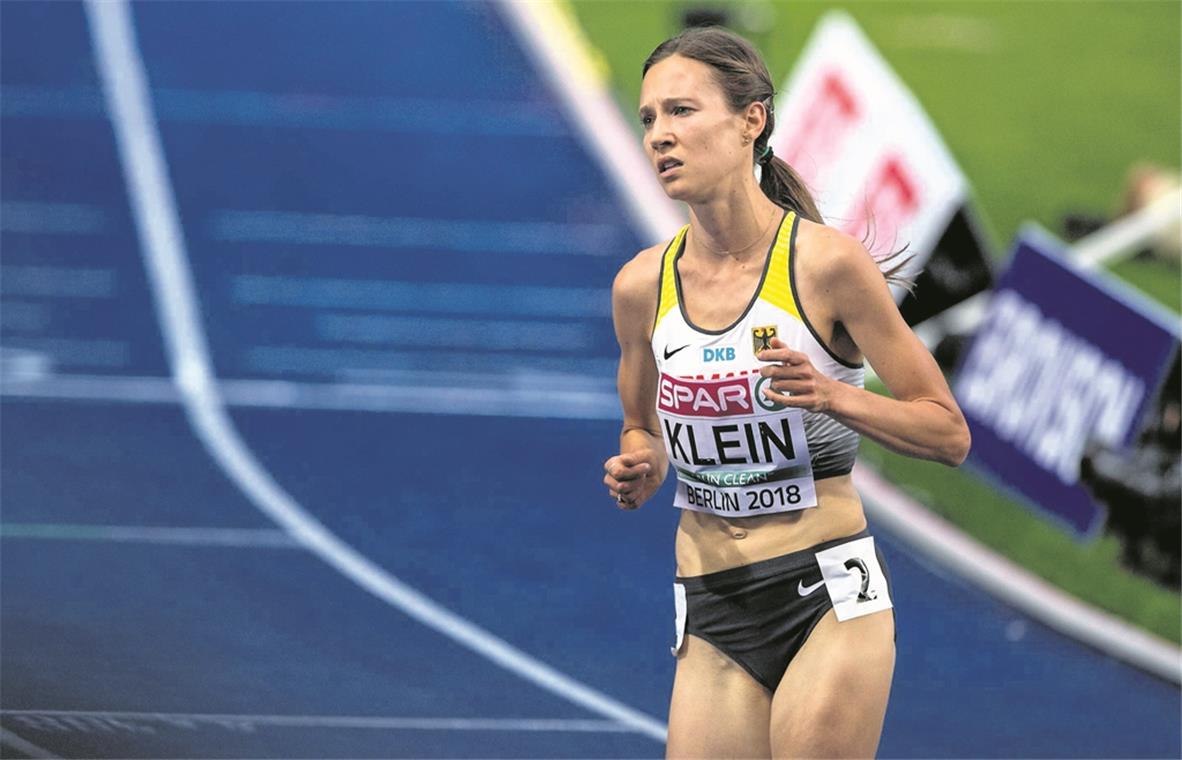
[639,55,748,202]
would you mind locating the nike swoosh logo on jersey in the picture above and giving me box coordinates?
[797,578,826,597]
[664,344,690,360]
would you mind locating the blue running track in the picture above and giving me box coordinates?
[2,3,1179,757]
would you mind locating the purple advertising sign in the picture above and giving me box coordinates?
[953,227,1180,537]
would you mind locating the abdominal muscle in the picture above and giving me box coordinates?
[674,474,867,576]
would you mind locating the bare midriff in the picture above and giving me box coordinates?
[674,473,866,577]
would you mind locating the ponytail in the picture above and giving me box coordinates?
[757,142,912,288]
[757,146,821,224]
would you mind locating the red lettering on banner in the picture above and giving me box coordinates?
[658,374,753,417]
[841,155,920,253]
[782,71,861,187]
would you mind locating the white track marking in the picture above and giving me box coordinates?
[84,0,666,743]
[2,710,631,733]
[0,374,621,420]
[0,266,116,298]
[4,374,1182,682]
[232,274,610,318]
[498,0,683,244]
[3,84,564,137]
[0,524,298,548]
[854,464,1182,684]
[0,727,59,759]
[0,338,129,369]
[0,201,108,235]
[210,209,619,256]
[1,375,178,402]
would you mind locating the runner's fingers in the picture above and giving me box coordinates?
[761,385,810,407]
[761,356,812,373]
[608,461,651,480]
[762,365,811,382]
[771,378,814,394]
[756,348,791,364]
[757,346,808,366]
[615,452,650,467]
[605,474,645,492]
[608,484,638,508]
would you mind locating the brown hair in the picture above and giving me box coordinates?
[644,26,912,285]
[643,25,821,223]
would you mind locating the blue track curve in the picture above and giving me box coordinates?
[1,2,1178,757]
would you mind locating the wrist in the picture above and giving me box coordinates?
[824,377,856,419]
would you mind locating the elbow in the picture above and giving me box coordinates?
[939,423,972,467]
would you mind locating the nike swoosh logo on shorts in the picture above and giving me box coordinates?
[797,578,825,597]
[664,344,690,360]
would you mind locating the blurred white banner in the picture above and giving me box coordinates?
[771,12,967,275]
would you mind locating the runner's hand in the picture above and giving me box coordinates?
[603,450,659,510]
[757,337,837,413]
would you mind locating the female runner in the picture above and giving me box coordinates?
[602,26,971,759]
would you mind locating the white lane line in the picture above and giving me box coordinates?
[0,726,59,759]
[0,266,116,298]
[210,209,621,257]
[5,377,1181,683]
[0,375,622,421]
[84,3,212,389]
[243,345,618,383]
[2,710,631,733]
[0,201,108,235]
[497,0,683,245]
[0,339,129,369]
[0,524,298,548]
[2,84,566,137]
[1,374,178,401]
[313,313,596,352]
[232,274,611,318]
[84,0,666,744]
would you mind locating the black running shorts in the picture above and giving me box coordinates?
[672,529,894,693]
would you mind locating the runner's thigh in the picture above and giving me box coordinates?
[667,634,773,760]
[769,609,895,759]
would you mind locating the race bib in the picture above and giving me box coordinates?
[657,371,818,517]
[815,536,893,622]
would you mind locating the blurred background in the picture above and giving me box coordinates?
[1,1,1178,758]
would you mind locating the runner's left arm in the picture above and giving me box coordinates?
[758,230,970,466]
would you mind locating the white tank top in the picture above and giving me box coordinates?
[651,210,864,518]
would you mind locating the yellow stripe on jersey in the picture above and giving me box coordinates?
[759,210,801,322]
[655,225,688,327]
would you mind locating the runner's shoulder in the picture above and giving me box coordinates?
[612,241,666,314]
[795,218,875,283]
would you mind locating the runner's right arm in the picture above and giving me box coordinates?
[603,249,668,509]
